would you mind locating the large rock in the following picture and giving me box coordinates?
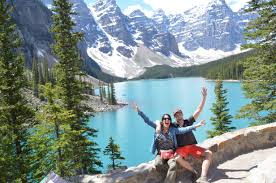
[246,154,276,183]
[69,122,276,183]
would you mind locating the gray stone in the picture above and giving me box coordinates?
[246,153,276,183]
[69,122,276,183]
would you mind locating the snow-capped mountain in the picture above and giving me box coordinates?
[70,0,112,54]
[167,0,247,62]
[169,0,241,49]
[91,0,136,58]
[86,0,192,78]
[128,9,182,57]
[152,9,170,33]
[237,5,258,31]
[38,0,254,78]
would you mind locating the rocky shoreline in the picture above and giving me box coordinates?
[23,89,127,114]
[83,94,128,113]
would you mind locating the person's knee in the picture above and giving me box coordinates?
[205,150,213,160]
[155,156,165,171]
[168,159,177,171]
[174,155,181,162]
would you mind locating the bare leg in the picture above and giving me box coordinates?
[175,155,194,172]
[201,150,212,177]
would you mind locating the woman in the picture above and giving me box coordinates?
[132,103,205,183]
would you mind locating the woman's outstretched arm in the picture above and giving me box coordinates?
[131,102,156,129]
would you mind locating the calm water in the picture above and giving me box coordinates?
[88,77,250,171]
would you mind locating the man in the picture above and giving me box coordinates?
[173,87,212,183]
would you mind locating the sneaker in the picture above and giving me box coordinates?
[196,176,209,183]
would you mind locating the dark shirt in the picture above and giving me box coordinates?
[156,132,174,152]
[173,116,198,147]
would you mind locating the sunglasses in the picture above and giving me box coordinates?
[162,117,171,121]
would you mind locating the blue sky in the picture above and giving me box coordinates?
[84,0,251,15]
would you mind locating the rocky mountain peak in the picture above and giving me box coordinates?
[93,0,119,13]
[153,9,166,16]
[129,9,146,18]
[19,0,254,78]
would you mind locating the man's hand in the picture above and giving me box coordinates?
[201,87,207,97]
[199,120,206,126]
[193,87,207,120]
[195,120,205,128]
[131,102,140,112]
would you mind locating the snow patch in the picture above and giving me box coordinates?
[178,43,245,63]
[87,47,142,78]
[37,49,45,57]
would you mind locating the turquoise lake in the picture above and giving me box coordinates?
[88,77,250,171]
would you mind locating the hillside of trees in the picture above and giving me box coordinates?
[135,50,254,80]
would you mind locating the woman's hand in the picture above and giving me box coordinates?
[131,102,140,112]
[195,120,206,128]
[155,120,161,134]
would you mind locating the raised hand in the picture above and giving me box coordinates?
[199,120,206,126]
[195,120,206,128]
[201,87,207,97]
[131,101,140,112]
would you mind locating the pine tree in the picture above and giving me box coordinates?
[38,61,45,85]
[51,0,102,175]
[110,82,117,105]
[32,55,39,97]
[102,85,107,98]
[91,84,95,96]
[43,57,49,84]
[107,83,111,104]
[99,82,103,102]
[237,0,276,125]
[103,137,125,170]
[29,83,75,181]
[0,1,34,182]
[49,65,57,85]
[208,80,235,138]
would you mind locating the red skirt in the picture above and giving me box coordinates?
[176,145,205,158]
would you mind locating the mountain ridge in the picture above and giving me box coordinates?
[24,0,256,78]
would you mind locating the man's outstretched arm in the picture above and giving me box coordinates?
[193,87,207,120]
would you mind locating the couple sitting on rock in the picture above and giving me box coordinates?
[132,87,212,183]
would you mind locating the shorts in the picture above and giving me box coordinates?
[176,145,206,158]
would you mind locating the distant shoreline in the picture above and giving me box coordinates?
[205,79,241,82]
[126,77,242,83]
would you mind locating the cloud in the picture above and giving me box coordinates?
[124,4,154,17]
[142,0,251,14]
[226,0,251,12]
